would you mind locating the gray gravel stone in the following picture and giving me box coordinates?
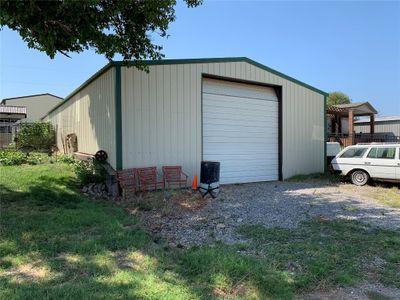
[138,180,400,247]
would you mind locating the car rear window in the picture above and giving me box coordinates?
[340,147,368,158]
[367,147,396,159]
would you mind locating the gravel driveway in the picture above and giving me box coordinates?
[138,180,400,247]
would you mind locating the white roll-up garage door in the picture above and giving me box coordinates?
[202,78,279,184]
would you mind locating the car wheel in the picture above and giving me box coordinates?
[351,170,369,186]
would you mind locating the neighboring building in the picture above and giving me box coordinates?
[355,116,400,138]
[42,57,327,183]
[0,104,27,147]
[1,93,63,122]
[327,102,378,146]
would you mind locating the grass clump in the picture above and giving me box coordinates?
[57,154,75,164]
[287,172,340,182]
[364,185,400,208]
[237,220,400,290]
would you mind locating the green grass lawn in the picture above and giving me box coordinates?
[1,164,399,299]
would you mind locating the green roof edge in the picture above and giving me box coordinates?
[2,93,63,103]
[112,57,328,96]
[42,57,328,119]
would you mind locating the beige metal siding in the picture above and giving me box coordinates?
[121,61,324,180]
[4,94,62,121]
[44,69,116,168]
[355,121,400,136]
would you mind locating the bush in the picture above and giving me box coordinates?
[16,122,56,151]
[58,154,75,164]
[73,160,106,185]
[0,150,27,165]
[0,150,49,166]
[0,151,49,166]
[26,153,48,165]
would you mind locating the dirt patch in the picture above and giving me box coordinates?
[1,261,55,283]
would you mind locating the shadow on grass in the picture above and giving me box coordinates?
[1,165,399,299]
[1,175,82,209]
[0,166,296,299]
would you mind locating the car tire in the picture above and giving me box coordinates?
[351,170,369,186]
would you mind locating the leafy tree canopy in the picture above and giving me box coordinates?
[327,91,351,107]
[0,0,201,67]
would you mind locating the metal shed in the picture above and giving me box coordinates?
[43,57,328,183]
[355,116,400,138]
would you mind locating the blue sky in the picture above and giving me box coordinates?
[1,0,399,116]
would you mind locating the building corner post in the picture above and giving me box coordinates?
[115,65,123,170]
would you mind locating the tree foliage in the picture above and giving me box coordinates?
[0,0,201,66]
[16,122,56,151]
[327,91,351,107]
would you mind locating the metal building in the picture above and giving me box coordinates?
[43,57,328,183]
[2,93,63,122]
[355,116,400,138]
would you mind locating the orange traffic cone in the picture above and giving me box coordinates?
[191,175,198,190]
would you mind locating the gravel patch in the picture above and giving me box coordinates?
[137,180,400,247]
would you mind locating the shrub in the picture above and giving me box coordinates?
[0,151,50,166]
[16,122,56,151]
[0,150,27,165]
[73,160,106,185]
[58,154,75,164]
[26,153,48,165]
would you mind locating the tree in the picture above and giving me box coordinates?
[0,0,201,67]
[327,91,351,107]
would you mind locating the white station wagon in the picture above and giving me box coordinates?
[331,144,400,186]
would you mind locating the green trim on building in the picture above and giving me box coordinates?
[112,57,328,96]
[40,57,328,174]
[42,57,328,121]
[324,95,327,172]
[114,65,123,170]
[243,58,328,96]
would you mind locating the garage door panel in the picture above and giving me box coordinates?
[204,110,278,122]
[204,136,277,144]
[203,94,278,110]
[204,110,278,123]
[220,170,279,178]
[202,78,279,184]
[219,163,279,172]
[203,152,278,160]
[203,78,278,101]
[221,174,278,184]
[204,144,278,154]
[203,117,278,129]
[203,125,278,135]
[203,121,278,131]
[203,95,277,114]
